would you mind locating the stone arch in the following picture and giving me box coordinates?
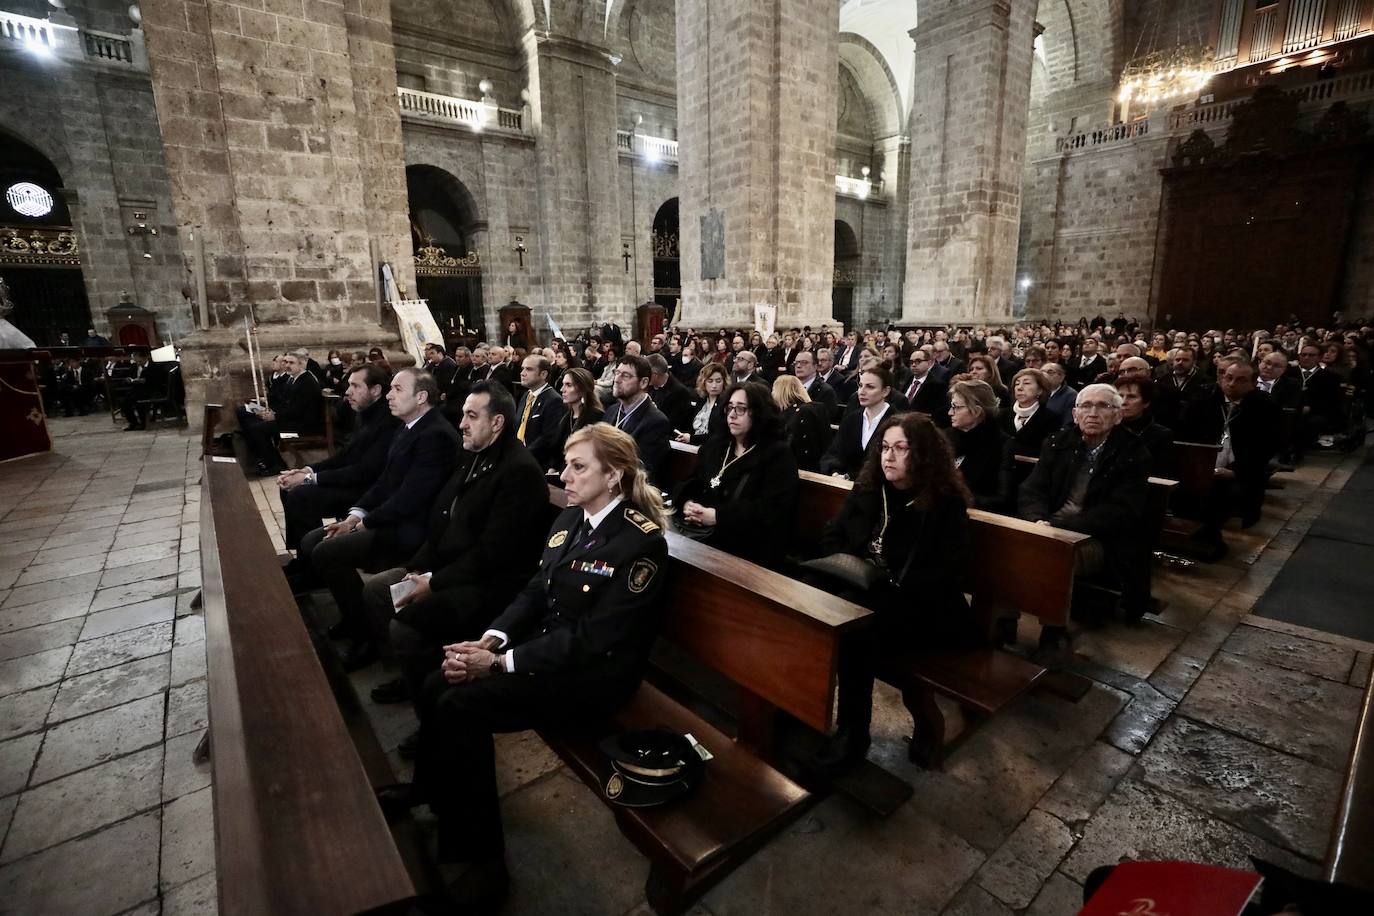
[651,197,679,312]
[838,33,904,138]
[405,165,486,331]
[0,119,72,180]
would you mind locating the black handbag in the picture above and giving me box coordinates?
[799,552,887,591]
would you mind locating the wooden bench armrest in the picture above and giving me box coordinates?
[1327,668,1374,891]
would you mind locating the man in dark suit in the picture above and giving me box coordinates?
[929,340,963,380]
[361,381,549,720]
[486,346,515,396]
[514,354,566,468]
[1256,351,1301,410]
[901,350,950,426]
[1067,338,1107,390]
[235,350,324,476]
[1289,342,1345,451]
[832,332,862,372]
[646,354,694,431]
[986,336,1023,386]
[297,368,461,670]
[424,342,460,391]
[604,355,672,483]
[1181,358,1281,558]
[443,346,475,421]
[119,350,169,431]
[793,350,838,418]
[278,362,399,559]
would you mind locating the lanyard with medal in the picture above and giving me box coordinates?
[709,444,755,489]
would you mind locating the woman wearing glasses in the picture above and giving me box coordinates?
[676,381,799,569]
[808,412,980,771]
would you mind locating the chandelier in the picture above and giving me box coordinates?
[1117,44,1213,110]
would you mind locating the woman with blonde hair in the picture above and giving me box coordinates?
[945,378,1011,512]
[380,423,668,905]
[772,375,832,472]
[678,361,728,444]
[965,353,1011,410]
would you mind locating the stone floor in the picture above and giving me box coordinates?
[2,413,1369,915]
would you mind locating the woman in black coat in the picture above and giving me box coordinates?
[809,412,981,770]
[772,375,833,472]
[1116,376,1175,479]
[1001,368,1059,459]
[945,378,1012,512]
[675,381,799,569]
[546,368,605,473]
[677,362,728,446]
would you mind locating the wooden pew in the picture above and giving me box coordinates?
[199,458,416,914]
[201,404,226,456]
[544,484,871,913]
[1326,661,1374,892]
[1012,453,1180,550]
[278,392,339,467]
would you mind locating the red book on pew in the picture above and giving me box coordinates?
[1078,861,1262,916]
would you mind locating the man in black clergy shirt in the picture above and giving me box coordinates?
[277,363,399,570]
[604,355,671,484]
[297,368,461,670]
[513,354,566,468]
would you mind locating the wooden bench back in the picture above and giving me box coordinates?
[201,404,225,455]
[1172,440,1222,504]
[1327,666,1374,891]
[548,485,870,740]
[1013,453,1179,547]
[201,459,414,914]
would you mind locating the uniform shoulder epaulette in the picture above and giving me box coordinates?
[624,507,660,535]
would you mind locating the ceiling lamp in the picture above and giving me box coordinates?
[1117,44,1213,111]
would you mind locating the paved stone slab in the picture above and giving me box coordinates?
[1,745,163,862]
[48,653,170,724]
[162,731,212,803]
[105,541,181,570]
[88,575,179,613]
[162,871,217,916]
[33,694,167,785]
[974,809,1076,909]
[1136,716,1343,860]
[66,621,173,678]
[1037,740,1136,828]
[0,732,41,798]
[1220,625,1356,683]
[0,810,159,916]
[30,533,116,565]
[1180,651,1362,766]
[166,679,208,738]
[99,556,181,589]
[160,786,214,891]
[79,597,177,642]
[0,686,56,742]
[1061,778,1318,884]
[170,640,207,688]
[1,572,103,611]
[0,647,72,699]
[1071,620,1188,680]
[0,593,93,635]
[1024,871,1084,916]
[0,618,82,663]
[942,882,1014,916]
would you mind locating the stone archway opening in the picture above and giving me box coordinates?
[832,218,860,331]
[0,128,91,347]
[652,197,679,321]
[405,164,484,337]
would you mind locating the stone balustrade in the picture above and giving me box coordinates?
[835,173,883,199]
[0,9,144,69]
[616,130,679,163]
[396,86,526,134]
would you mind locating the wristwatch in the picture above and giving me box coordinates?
[489,653,505,676]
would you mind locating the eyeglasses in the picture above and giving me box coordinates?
[725,404,751,416]
[1076,402,1119,413]
[879,442,910,455]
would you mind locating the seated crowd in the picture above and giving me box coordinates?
[247,313,1368,910]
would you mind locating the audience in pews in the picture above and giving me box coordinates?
[806,412,981,771]
[234,350,324,475]
[773,375,833,472]
[945,379,1012,512]
[676,381,799,569]
[297,368,461,670]
[964,353,1012,410]
[900,349,950,424]
[1042,362,1077,426]
[603,354,672,483]
[545,367,604,474]
[1115,376,1176,479]
[375,425,668,910]
[646,353,694,431]
[678,361,727,445]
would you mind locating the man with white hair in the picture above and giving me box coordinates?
[986,335,1022,385]
[1019,383,1153,632]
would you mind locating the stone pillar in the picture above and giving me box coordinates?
[139,0,413,417]
[521,31,629,335]
[873,133,910,327]
[902,0,1035,324]
[676,0,839,329]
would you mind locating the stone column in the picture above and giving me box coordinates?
[676,0,839,330]
[520,31,629,336]
[902,0,1035,323]
[139,0,413,416]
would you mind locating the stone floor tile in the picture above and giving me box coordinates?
[39,522,119,550]
[1180,651,1362,766]
[0,732,42,798]
[173,613,204,648]
[105,541,180,570]
[66,621,174,678]
[32,694,166,785]
[1060,778,1317,885]
[495,730,566,798]
[0,794,15,846]
[1147,650,1208,702]
[79,596,177,642]
[0,810,160,916]
[940,882,1014,916]
[0,567,18,591]
[160,786,214,891]
[1220,625,1357,683]
[88,575,179,613]
[0,536,46,560]
[170,640,206,688]
[166,680,207,738]
[48,653,170,724]
[1024,871,1084,916]
[0,591,93,636]
[30,533,115,565]
[1036,740,1136,827]
[121,503,183,525]
[110,526,181,553]
[703,792,985,916]
[0,618,83,663]
[0,646,72,699]
[1136,716,1343,860]
[162,871,217,916]
[0,687,57,741]
[974,809,1076,909]
[161,731,211,802]
[99,556,180,590]
[178,551,201,574]
[1071,620,1188,680]
[179,569,202,591]
[1,745,163,862]
[1,571,103,611]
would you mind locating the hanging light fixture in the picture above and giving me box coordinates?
[1117,44,1214,112]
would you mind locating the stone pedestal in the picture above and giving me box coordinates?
[676,0,839,330]
[902,0,1035,324]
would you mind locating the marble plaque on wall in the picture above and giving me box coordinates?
[700,209,724,279]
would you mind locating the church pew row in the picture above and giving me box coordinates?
[1011,453,1182,549]
[543,483,871,914]
[199,457,417,915]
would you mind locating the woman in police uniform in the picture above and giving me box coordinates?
[378,423,668,910]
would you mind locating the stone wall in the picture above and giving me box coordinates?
[391,0,525,103]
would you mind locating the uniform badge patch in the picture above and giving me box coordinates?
[627,558,658,594]
[624,507,661,535]
[548,530,568,548]
[605,772,624,799]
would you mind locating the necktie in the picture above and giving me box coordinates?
[516,391,535,442]
[906,378,920,401]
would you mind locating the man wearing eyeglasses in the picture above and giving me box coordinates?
[1018,383,1152,641]
[901,350,949,426]
[792,350,838,416]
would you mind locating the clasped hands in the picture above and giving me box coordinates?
[681,501,717,527]
[323,514,365,538]
[441,636,502,684]
[277,468,310,490]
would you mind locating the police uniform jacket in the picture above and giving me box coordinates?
[489,503,668,681]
